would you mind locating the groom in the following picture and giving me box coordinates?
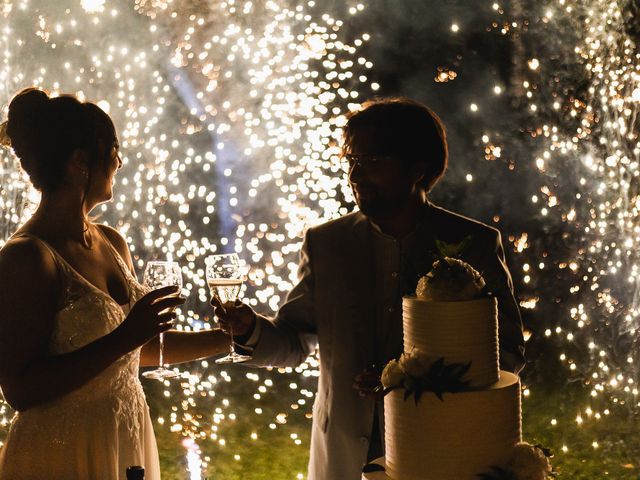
[215,97,526,480]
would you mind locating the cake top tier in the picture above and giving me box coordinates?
[402,296,500,387]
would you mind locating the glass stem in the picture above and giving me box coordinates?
[228,325,235,356]
[158,332,165,367]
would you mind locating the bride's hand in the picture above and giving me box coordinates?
[113,285,185,350]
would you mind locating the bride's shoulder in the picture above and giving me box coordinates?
[0,235,57,282]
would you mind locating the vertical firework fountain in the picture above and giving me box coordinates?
[501,0,639,473]
[0,0,638,477]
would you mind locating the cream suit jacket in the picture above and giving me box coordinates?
[247,203,526,480]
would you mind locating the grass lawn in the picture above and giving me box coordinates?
[150,365,640,479]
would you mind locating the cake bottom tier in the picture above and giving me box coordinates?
[384,371,521,480]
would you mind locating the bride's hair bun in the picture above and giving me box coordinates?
[7,87,49,121]
[5,87,117,192]
[6,88,52,180]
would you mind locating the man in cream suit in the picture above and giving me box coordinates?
[215,97,526,480]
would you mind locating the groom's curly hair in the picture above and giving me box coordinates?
[343,97,448,194]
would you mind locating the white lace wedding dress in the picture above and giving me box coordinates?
[0,235,161,479]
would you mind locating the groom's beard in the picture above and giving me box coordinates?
[354,189,413,219]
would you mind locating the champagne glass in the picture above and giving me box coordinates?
[141,260,182,379]
[206,253,251,364]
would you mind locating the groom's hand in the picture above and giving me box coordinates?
[211,297,257,337]
[353,365,385,400]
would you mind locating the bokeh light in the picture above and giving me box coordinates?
[0,0,638,477]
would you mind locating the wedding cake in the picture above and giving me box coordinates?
[363,258,551,480]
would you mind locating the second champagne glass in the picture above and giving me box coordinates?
[141,260,182,380]
[206,253,251,364]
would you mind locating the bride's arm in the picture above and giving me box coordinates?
[0,239,134,411]
[97,225,230,367]
[139,329,229,366]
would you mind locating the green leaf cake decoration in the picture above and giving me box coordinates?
[434,234,474,258]
[380,351,472,402]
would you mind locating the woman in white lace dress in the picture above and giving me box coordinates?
[0,88,230,479]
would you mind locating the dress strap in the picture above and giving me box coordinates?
[94,226,134,281]
[94,225,139,310]
[9,233,73,309]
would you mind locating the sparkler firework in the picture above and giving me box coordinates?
[0,0,638,477]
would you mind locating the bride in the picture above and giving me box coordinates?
[0,88,230,479]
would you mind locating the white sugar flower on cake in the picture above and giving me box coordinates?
[416,257,486,301]
[478,442,555,480]
[506,442,554,480]
[398,351,430,377]
[381,350,431,389]
[380,349,471,401]
[380,359,404,389]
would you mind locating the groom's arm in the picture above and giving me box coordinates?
[482,229,526,374]
[238,230,318,368]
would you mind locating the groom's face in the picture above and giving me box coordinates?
[346,128,419,218]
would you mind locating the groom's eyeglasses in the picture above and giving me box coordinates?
[341,153,396,171]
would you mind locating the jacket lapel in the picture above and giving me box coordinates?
[342,212,376,368]
[341,205,457,369]
[402,205,439,294]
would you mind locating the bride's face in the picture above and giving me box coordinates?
[86,142,122,208]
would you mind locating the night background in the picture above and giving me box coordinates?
[0,0,638,478]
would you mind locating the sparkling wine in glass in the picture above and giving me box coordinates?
[141,260,182,379]
[206,253,251,364]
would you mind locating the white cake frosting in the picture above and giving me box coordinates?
[403,297,499,387]
[384,372,521,480]
[371,295,523,480]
